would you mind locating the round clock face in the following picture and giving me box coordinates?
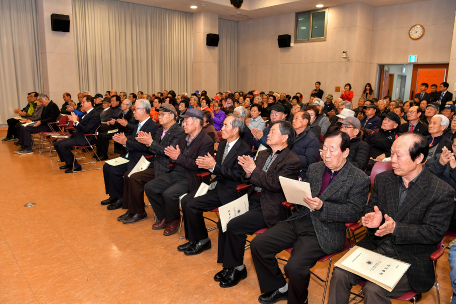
[409,24,424,40]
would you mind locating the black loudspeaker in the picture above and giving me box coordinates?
[206,33,219,47]
[278,34,291,48]
[230,0,243,9]
[51,14,70,32]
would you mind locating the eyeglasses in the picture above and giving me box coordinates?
[340,125,354,130]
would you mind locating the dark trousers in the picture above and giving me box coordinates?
[18,124,51,148]
[7,118,20,138]
[144,170,189,223]
[54,137,80,166]
[217,193,267,268]
[122,167,155,214]
[181,188,223,241]
[97,132,114,157]
[251,216,325,304]
[103,162,129,199]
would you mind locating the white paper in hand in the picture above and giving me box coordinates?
[219,194,249,232]
[128,156,150,177]
[279,176,313,210]
[105,157,130,166]
[194,183,209,197]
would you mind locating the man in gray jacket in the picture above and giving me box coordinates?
[250,129,370,304]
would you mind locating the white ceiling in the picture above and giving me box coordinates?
[120,0,426,20]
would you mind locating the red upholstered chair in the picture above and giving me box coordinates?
[216,131,223,142]
[370,161,393,185]
[319,134,324,142]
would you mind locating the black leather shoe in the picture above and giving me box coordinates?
[59,165,71,170]
[102,197,116,206]
[65,165,82,173]
[219,267,247,288]
[177,241,196,252]
[258,289,288,304]
[214,268,229,282]
[184,240,211,255]
[14,142,21,146]
[117,211,129,221]
[107,199,123,210]
[123,212,147,224]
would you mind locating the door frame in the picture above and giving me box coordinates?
[410,64,448,99]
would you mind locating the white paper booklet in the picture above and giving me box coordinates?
[105,157,130,166]
[195,183,209,197]
[127,156,150,177]
[279,176,313,210]
[219,194,249,232]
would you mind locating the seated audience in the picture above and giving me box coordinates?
[339,117,370,171]
[211,100,226,131]
[445,118,456,140]
[422,103,439,125]
[54,95,101,172]
[397,106,429,136]
[178,114,251,255]
[354,98,365,120]
[309,99,329,135]
[202,110,220,143]
[365,112,400,164]
[248,104,265,130]
[233,106,253,147]
[92,94,104,115]
[189,95,201,109]
[304,105,323,138]
[291,111,320,179]
[251,129,370,304]
[252,104,287,149]
[442,104,455,121]
[4,92,39,142]
[377,99,389,120]
[214,121,301,288]
[60,93,73,115]
[392,106,407,124]
[327,133,454,304]
[150,97,162,122]
[360,104,381,130]
[427,114,452,160]
[101,99,158,211]
[145,108,214,236]
[322,94,334,115]
[14,98,45,143]
[419,99,428,112]
[100,98,111,122]
[177,100,189,126]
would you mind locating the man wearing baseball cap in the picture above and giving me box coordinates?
[93,93,104,115]
[144,107,214,236]
[442,104,455,122]
[423,103,440,125]
[252,104,287,149]
[323,94,335,115]
[338,117,370,171]
[360,104,381,130]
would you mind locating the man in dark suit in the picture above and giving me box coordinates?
[328,133,454,304]
[102,99,158,211]
[414,83,431,103]
[15,94,60,155]
[214,121,301,289]
[117,104,184,224]
[145,108,214,236]
[426,114,452,160]
[54,95,101,172]
[233,106,253,147]
[436,82,454,111]
[397,105,429,136]
[250,129,370,304]
[177,114,252,255]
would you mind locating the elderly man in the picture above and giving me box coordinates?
[291,111,320,179]
[327,133,454,304]
[397,105,428,135]
[442,104,455,121]
[15,94,60,155]
[214,121,301,288]
[102,100,158,211]
[233,106,253,147]
[427,114,452,160]
[329,99,351,128]
[322,94,335,115]
[252,104,287,149]
[145,108,214,236]
[60,92,73,115]
[178,114,252,255]
[353,98,366,120]
[365,112,400,164]
[251,129,370,304]
[311,99,330,135]
[360,104,381,130]
[377,100,389,120]
[339,116,370,171]
[392,106,407,124]
[54,95,101,172]
[423,103,439,125]
[4,92,39,142]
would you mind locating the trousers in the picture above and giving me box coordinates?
[122,167,155,214]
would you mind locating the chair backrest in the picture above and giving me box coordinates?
[59,115,69,125]
[370,161,393,185]
[319,134,324,142]
[216,131,223,142]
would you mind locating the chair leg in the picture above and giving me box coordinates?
[321,258,332,304]
[178,214,185,239]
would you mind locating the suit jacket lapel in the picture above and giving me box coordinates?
[222,138,242,165]
[309,162,324,197]
[187,131,203,158]
[217,140,227,164]
[383,173,400,217]
[318,163,349,201]
[394,169,429,221]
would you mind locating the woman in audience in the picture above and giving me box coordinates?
[247,104,265,130]
[340,83,353,103]
[238,96,244,105]
[177,100,189,126]
[253,96,262,105]
[202,110,219,143]
[200,96,211,111]
[403,100,414,113]
[362,83,374,101]
[304,105,322,138]
[243,97,251,109]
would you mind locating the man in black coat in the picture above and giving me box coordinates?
[102,99,158,211]
[54,95,101,172]
[414,82,431,103]
[16,94,60,155]
[435,82,454,111]
[178,114,252,255]
[365,112,400,161]
[327,133,454,304]
[145,108,214,236]
[397,106,429,136]
[426,114,452,160]
[339,117,370,171]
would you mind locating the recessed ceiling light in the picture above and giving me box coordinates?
[316,4,324,8]
[191,5,197,9]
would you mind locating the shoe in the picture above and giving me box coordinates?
[152,218,166,230]
[107,199,123,210]
[65,165,82,173]
[14,142,21,146]
[123,212,147,224]
[184,240,211,255]
[219,267,247,288]
[18,149,33,155]
[177,241,196,252]
[214,268,229,282]
[59,165,71,170]
[117,211,130,221]
[2,137,15,142]
[163,219,181,236]
[258,289,288,304]
[102,197,116,205]
[14,148,25,154]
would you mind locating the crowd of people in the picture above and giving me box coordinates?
[3,81,456,304]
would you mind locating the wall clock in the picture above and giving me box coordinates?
[409,24,424,40]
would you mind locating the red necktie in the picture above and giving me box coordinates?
[409,124,414,132]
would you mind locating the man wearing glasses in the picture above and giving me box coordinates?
[338,117,370,171]
[397,106,429,136]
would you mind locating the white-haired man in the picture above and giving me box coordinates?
[427,114,452,160]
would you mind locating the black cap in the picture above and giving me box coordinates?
[94,93,103,99]
[385,112,400,125]
[363,104,378,110]
[269,104,285,113]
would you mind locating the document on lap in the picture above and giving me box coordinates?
[22,122,37,127]
[105,157,130,166]
[107,129,118,134]
[279,176,313,210]
[335,246,410,292]
[127,156,150,177]
[194,183,209,197]
[219,194,249,232]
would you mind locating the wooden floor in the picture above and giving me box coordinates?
[0,129,453,304]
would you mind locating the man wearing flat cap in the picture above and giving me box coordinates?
[252,104,287,149]
[360,104,382,130]
[144,108,214,236]
[338,116,370,171]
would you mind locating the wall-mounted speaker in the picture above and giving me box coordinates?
[51,14,70,32]
[206,33,219,47]
[278,34,291,48]
[230,0,243,9]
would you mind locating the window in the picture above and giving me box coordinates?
[295,8,328,43]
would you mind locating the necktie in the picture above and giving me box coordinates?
[421,93,424,99]
[126,124,142,159]
[209,143,230,190]
[440,92,445,101]
[409,124,414,132]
